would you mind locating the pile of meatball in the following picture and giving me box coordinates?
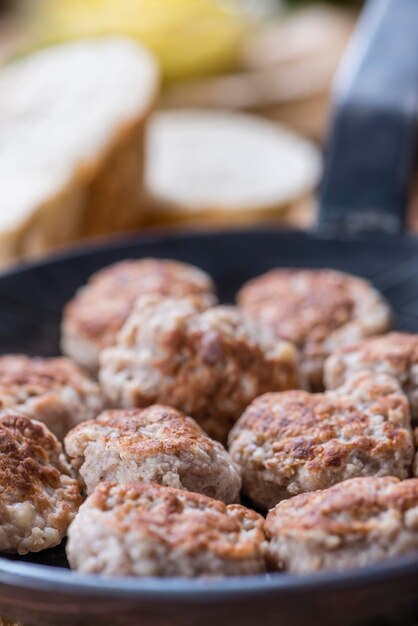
[3,257,418,577]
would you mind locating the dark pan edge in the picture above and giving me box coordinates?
[2,551,418,599]
[1,227,418,602]
[2,225,418,282]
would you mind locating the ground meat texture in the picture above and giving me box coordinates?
[99,297,301,443]
[61,258,217,372]
[237,269,391,390]
[228,372,413,509]
[0,354,103,440]
[67,481,266,577]
[0,412,82,555]
[266,476,418,573]
[325,332,418,421]
[65,405,241,503]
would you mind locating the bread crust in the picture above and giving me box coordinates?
[0,39,160,266]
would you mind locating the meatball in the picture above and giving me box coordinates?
[65,405,241,503]
[228,372,413,510]
[325,332,418,420]
[411,429,418,476]
[266,476,418,573]
[237,269,391,390]
[99,297,301,443]
[67,481,266,577]
[61,258,217,372]
[0,355,103,440]
[0,412,82,554]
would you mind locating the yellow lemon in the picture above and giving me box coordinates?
[31,0,248,81]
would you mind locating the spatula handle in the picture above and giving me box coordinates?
[319,0,418,235]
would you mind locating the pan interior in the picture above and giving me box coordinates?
[1,227,418,582]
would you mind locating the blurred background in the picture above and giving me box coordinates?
[1,0,394,268]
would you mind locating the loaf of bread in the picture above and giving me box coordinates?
[0,37,159,265]
[145,109,321,225]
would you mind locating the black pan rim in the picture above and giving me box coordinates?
[2,551,418,599]
[2,225,418,282]
[2,226,418,601]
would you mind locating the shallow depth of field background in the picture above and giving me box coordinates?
[0,0,387,270]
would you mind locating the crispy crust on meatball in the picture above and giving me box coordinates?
[325,332,418,420]
[266,476,418,573]
[65,405,241,502]
[0,412,82,555]
[228,373,413,510]
[99,297,301,443]
[237,269,391,390]
[66,482,266,577]
[61,259,217,372]
[0,355,103,440]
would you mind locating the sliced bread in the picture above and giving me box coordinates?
[145,109,321,225]
[0,37,159,264]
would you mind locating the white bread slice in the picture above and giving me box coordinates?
[0,37,159,264]
[145,109,321,225]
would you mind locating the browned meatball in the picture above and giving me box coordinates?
[0,412,82,554]
[99,296,301,443]
[229,372,413,509]
[237,269,391,389]
[325,332,418,420]
[67,482,266,577]
[0,354,103,440]
[266,476,418,573]
[61,258,217,372]
[65,405,241,503]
